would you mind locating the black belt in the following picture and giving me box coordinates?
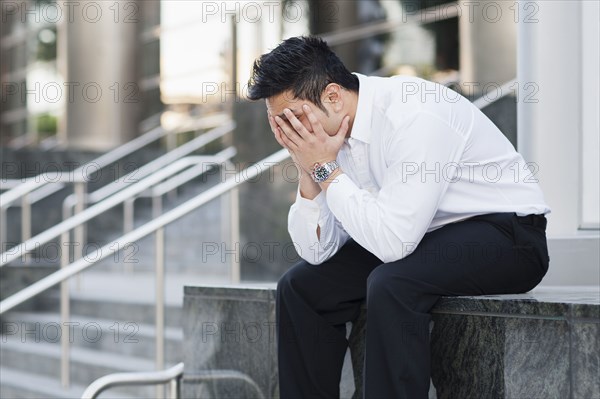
[515,213,547,229]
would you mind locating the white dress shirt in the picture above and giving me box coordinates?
[288,73,550,265]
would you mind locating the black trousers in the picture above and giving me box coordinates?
[276,212,549,399]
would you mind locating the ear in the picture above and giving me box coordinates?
[322,83,344,112]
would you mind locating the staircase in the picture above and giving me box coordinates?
[0,290,184,398]
[0,160,235,398]
[0,117,241,397]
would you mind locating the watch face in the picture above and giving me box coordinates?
[314,166,329,182]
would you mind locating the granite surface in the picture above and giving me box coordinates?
[428,286,599,399]
[182,284,278,399]
[182,285,599,399]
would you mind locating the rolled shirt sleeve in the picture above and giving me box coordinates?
[287,186,351,265]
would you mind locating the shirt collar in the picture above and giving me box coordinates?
[348,72,374,144]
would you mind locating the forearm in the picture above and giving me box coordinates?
[287,194,351,265]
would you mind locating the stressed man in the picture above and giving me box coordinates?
[247,36,550,399]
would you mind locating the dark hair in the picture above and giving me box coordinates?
[247,36,359,110]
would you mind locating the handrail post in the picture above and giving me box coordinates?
[1,206,7,250]
[124,198,135,234]
[74,181,86,255]
[230,14,238,106]
[230,186,240,283]
[60,230,71,388]
[168,376,180,399]
[152,195,162,220]
[123,198,135,274]
[21,193,31,243]
[74,181,86,290]
[155,227,166,398]
[221,161,240,283]
[21,193,31,262]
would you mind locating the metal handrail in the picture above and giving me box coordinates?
[63,118,233,214]
[0,150,236,387]
[0,179,23,190]
[472,79,518,109]
[0,113,227,205]
[0,148,289,390]
[81,362,267,399]
[0,124,235,267]
[0,148,289,312]
[123,146,237,235]
[0,113,229,246]
[0,151,233,267]
[0,126,163,207]
[60,121,234,266]
[81,362,184,399]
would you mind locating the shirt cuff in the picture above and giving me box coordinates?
[326,173,362,217]
[295,187,328,221]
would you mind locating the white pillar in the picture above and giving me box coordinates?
[517,0,582,236]
[459,0,517,97]
[518,0,599,286]
[64,0,140,151]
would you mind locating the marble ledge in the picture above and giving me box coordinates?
[430,286,600,320]
[184,283,277,300]
[183,284,599,319]
[182,284,599,399]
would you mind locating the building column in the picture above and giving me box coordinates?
[517,0,583,235]
[459,0,517,98]
[62,0,140,151]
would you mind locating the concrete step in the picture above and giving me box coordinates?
[1,311,183,363]
[40,291,184,327]
[0,339,175,397]
[0,366,139,399]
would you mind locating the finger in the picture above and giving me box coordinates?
[283,108,311,140]
[269,115,284,145]
[268,115,278,134]
[302,104,326,139]
[274,126,290,150]
[272,125,285,147]
[275,123,299,150]
[275,116,301,147]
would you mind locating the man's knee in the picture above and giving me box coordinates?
[277,260,311,298]
[366,264,414,306]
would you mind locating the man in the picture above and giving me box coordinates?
[247,36,550,399]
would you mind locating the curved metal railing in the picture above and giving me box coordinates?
[80,362,266,399]
[81,363,184,399]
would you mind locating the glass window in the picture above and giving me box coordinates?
[140,87,163,119]
[141,39,160,77]
[141,0,161,31]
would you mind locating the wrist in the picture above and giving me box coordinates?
[319,168,343,191]
[300,170,319,186]
[310,160,339,183]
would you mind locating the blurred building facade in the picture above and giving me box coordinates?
[1,0,161,150]
[1,0,598,269]
[1,0,514,147]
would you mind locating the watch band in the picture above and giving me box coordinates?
[311,160,339,183]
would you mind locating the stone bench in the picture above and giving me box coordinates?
[181,285,599,399]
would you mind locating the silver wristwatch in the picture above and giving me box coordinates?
[311,160,339,183]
